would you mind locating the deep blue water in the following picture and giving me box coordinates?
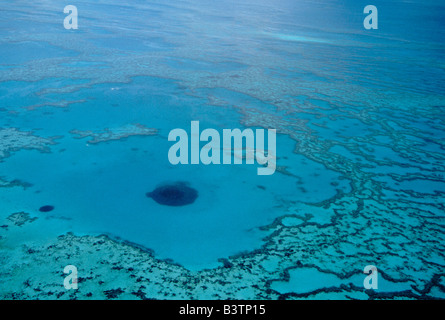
[0,0,444,298]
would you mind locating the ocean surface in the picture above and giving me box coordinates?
[0,0,444,299]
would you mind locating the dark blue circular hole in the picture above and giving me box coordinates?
[146,182,198,206]
[39,205,55,212]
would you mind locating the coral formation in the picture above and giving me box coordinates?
[6,212,37,227]
[70,124,158,144]
[0,128,57,161]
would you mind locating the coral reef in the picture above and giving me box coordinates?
[0,0,443,301]
[6,212,37,227]
[0,128,57,161]
[0,177,33,189]
[70,124,158,144]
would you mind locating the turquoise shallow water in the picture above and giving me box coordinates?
[0,75,346,269]
[0,0,444,299]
